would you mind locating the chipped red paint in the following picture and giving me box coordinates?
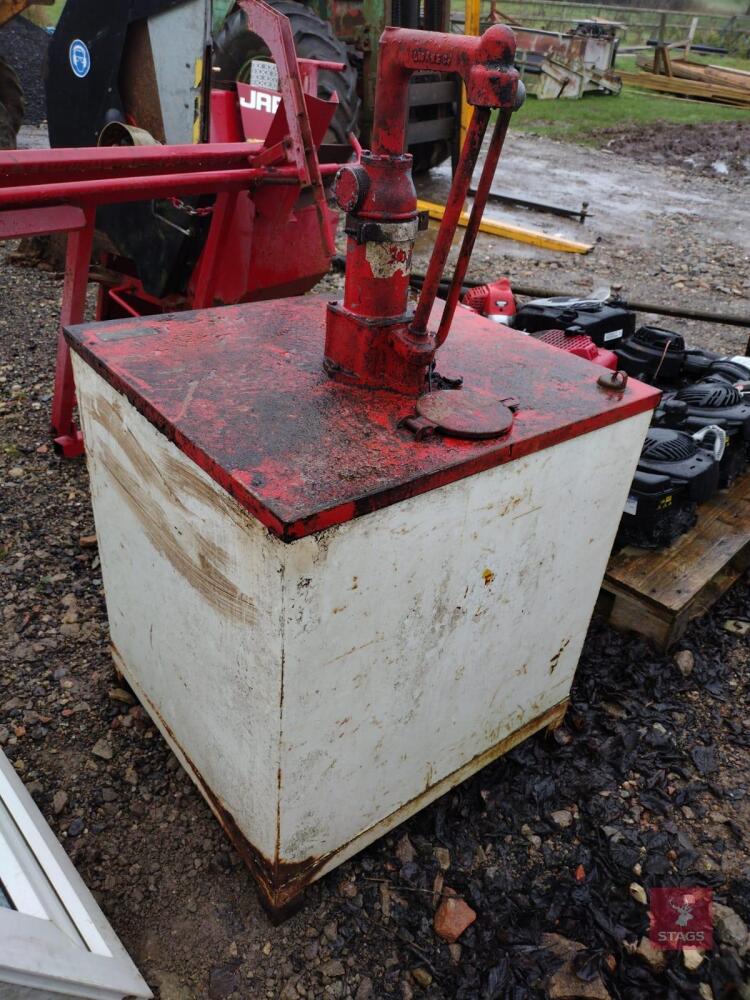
[325,149,427,393]
[65,295,660,542]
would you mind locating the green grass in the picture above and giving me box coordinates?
[511,52,750,142]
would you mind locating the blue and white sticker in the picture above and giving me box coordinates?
[69,39,91,79]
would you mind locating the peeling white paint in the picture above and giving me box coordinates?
[364,220,417,279]
[365,240,413,279]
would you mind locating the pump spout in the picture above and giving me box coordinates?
[371,24,520,157]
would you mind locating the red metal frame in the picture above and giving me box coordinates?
[0,0,353,456]
[52,208,95,456]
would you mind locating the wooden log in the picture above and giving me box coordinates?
[672,59,750,90]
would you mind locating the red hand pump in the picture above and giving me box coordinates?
[325,24,523,396]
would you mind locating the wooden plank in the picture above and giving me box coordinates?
[665,59,750,92]
[607,477,750,609]
[620,70,750,106]
[708,62,750,79]
[601,475,750,648]
[608,591,675,649]
[626,65,750,95]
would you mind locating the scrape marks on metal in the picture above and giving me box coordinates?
[91,393,256,624]
[549,638,571,674]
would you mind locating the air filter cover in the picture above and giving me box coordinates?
[637,427,720,503]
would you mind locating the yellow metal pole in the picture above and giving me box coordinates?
[461,0,481,148]
[452,0,590,254]
[417,199,593,255]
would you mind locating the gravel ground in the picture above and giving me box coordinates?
[414,128,750,359]
[1,131,750,1000]
[0,15,49,126]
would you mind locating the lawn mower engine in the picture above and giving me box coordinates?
[512,293,636,348]
[655,381,750,487]
[465,284,750,549]
[615,325,750,391]
[616,425,724,550]
[460,283,618,368]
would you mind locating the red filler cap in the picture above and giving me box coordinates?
[333,165,370,214]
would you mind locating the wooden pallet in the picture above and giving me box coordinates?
[600,474,750,650]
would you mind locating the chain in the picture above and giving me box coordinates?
[169,197,214,218]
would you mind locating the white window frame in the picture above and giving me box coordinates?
[0,752,152,999]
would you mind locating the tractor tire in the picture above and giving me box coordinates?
[0,58,24,149]
[213,1,359,146]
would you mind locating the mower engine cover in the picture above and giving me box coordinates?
[671,346,750,384]
[637,427,722,503]
[616,426,722,550]
[614,325,686,385]
[617,471,698,551]
[655,383,750,487]
[461,278,516,322]
[673,381,750,441]
[704,356,750,391]
[532,328,618,370]
[615,329,750,391]
[682,346,721,382]
[513,297,636,347]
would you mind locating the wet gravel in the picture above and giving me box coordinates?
[1,138,749,1000]
[411,128,750,360]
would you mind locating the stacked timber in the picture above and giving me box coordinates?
[622,54,750,107]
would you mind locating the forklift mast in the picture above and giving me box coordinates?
[322,0,455,164]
